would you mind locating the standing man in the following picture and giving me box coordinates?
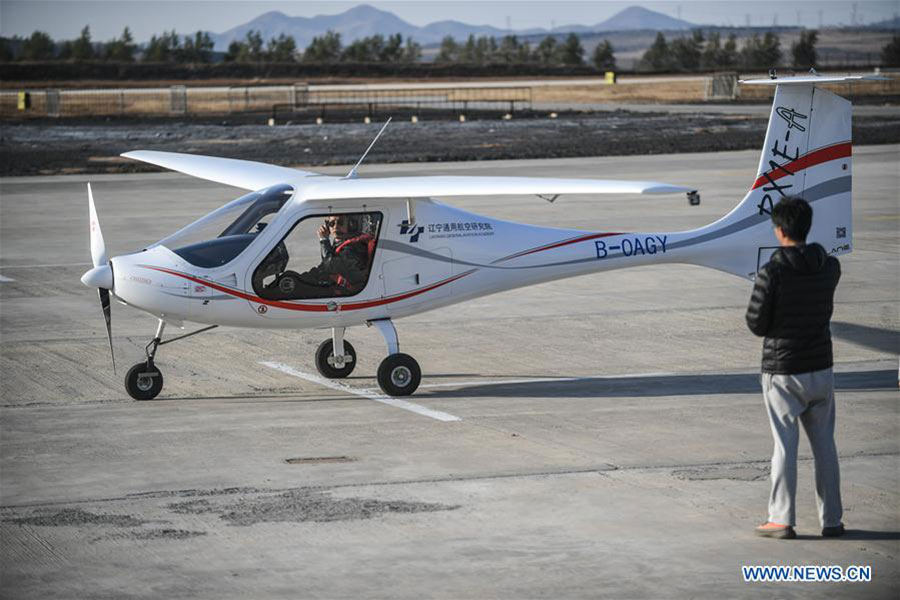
[746,196,844,540]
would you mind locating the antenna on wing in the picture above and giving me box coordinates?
[345,117,392,179]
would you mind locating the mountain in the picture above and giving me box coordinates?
[865,16,900,29]
[592,6,695,31]
[207,4,698,51]
[210,5,421,50]
[420,20,508,41]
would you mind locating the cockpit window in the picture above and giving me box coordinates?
[252,212,382,300]
[157,184,293,269]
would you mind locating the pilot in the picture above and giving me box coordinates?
[262,214,374,300]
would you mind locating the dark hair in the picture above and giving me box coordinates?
[334,214,362,235]
[771,196,812,242]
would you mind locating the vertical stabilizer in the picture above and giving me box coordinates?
[680,79,852,279]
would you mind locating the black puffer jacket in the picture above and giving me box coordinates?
[745,243,841,374]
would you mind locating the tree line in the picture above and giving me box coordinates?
[0,26,605,67]
[639,30,826,71]
[233,31,423,63]
[434,33,615,70]
[2,25,898,70]
[0,26,214,63]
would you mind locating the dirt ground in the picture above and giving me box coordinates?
[2,109,898,177]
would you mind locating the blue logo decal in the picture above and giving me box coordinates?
[399,220,425,243]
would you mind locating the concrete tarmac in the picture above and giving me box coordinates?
[1,146,898,599]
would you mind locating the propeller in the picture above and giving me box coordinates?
[81,183,116,374]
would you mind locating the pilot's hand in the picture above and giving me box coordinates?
[317,224,329,240]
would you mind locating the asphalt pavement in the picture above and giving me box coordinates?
[1,146,897,599]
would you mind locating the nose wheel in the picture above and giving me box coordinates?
[125,363,163,401]
[123,319,217,401]
[125,319,166,401]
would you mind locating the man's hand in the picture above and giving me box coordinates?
[317,223,330,240]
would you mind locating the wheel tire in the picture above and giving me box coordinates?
[377,353,421,397]
[315,339,357,379]
[125,363,163,401]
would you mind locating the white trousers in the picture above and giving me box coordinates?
[762,368,843,528]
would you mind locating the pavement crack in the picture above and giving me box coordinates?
[3,450,895,511]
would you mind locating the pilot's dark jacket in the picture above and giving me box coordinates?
[258,233,374,300]
[317,233,374,292]
[745,243,841,374]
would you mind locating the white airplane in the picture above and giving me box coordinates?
[82,74,870,400]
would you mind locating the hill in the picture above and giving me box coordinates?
[208,4,699,50]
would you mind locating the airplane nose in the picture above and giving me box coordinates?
[81,264,113,289]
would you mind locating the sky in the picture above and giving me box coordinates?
[1,0,897,42]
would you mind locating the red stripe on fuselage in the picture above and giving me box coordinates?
[140,265,473,312]
[751,142,851,190]
[143,228,624,312]
[494,231,622,264]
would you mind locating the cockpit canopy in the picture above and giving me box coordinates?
[154,184,293,269]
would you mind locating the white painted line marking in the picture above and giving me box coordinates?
[0,274,14,282]
[260,361,462,422]
[419,372,675,389]
[0,262,92,270]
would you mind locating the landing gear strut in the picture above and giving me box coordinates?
[370,318,421,397]
[310,320,421,396]
[124,319,218,401]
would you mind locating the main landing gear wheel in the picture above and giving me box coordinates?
[315,339,357,378]
[125,363,163,401]
[377,353,421,397]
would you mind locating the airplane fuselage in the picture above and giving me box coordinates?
[110,196,728,330]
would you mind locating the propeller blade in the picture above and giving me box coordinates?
[88,183,108,268]
[98,287,116,375]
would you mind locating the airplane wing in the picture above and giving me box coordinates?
[121,150,324,191]
[298,176,693,201]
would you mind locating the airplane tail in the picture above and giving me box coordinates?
[680,77,855,280]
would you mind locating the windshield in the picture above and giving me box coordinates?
[156,184,293,269]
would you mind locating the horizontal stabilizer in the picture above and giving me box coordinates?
[121,150,323,191]
[299,176,692,202]
[740,74,890,86]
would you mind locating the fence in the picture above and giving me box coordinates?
[1,83,532,120]
[704,72,739,100]
[4,75,896,119]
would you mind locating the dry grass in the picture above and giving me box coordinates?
[532,80,708,103]
[2,74,896,118]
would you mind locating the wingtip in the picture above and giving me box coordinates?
[120,150,161,160]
